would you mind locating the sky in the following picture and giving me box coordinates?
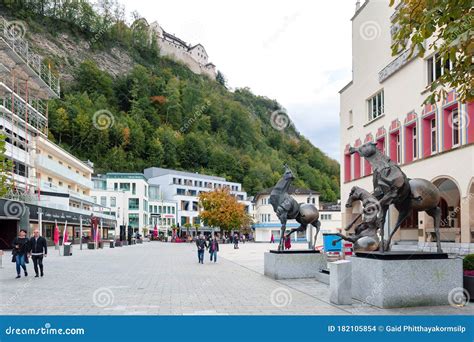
[118,0,356,161]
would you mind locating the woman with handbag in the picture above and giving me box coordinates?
[12,229,29,279]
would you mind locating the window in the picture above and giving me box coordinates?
[128,198,139,210]
[48,177,53,183]
[427,54,452,85]
[431,118,437,153]
[132,183,136,195]
[396,134,401,164]
[452,109,460,146]
[128,214,139,228]
[177,188,186,195]
[100,196,107,206]
[412,126,418,159]
[120,183,130,192]
[92,196,97,203]
[59,181,63,186]
[114,183,118,191]
[367,90,384,121]
[110,197,116,207]
[348,110,353,128]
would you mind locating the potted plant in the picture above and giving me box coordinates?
[463,253,474,301]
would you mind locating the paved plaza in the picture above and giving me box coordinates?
[0,242,472,315]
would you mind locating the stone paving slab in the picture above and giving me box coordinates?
[0,242,348,315]
[219,242,474,315]
[0,242,471,315]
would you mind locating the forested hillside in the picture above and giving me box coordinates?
[1,0,340,201]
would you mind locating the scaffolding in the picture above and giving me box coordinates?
[0,16,60,195]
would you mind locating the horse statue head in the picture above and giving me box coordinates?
[283,164,295,182]
[349,141,378,158]
[345,186,372,208]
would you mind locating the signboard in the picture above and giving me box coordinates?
[323,233,342,252]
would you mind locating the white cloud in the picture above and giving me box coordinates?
[118,0,355,160]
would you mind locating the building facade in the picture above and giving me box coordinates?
[252,187,341,246]
[92,173,155,236]
[339,1,474,254]
[0,16,115,248]
[144,167,250,234]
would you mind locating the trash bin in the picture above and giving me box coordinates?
[115,241,123,247]
[64,243,73,256]
[109,240,115,248]
[87,242,96,250]
[98,241,104,249]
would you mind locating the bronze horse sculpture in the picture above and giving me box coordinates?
[333,186,380,251]
[349,142,442,252]
[269,165,321,251]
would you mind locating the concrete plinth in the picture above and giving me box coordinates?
[352,252,462,308]
[329,260,352,305]
[264,250,323,280]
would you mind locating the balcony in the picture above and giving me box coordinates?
[35,180,94,204]
[0,16,60,97]
[35,155,93,189]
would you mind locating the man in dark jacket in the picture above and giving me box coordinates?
[12,229,29,278]
[208,236,219,263]
[196,235,207,264]
[29,229,47,277]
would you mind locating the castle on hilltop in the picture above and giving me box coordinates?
[149,21,216,80]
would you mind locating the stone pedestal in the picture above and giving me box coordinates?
[352,252,462,308]
[264,250,323,280]
[329,260,352,305]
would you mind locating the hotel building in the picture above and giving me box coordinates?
[339,1,474,254]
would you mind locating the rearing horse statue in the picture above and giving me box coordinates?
[269,165,321,251]
[349,142,442,253]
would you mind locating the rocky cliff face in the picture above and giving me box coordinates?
[27,30,134,83]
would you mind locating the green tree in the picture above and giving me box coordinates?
[390,0,473,103]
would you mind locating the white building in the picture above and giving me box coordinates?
[339,1,474,254]
[144,167,250,234]
[92,173,155,236]
[252,187,341,246]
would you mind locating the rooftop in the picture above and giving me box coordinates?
[144,167,237,183]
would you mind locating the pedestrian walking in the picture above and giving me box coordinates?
[233,233,239,249]
[29,229,48,277]
[242,235,246,244]
[270,233,275,244]
[284,235,292,250]
[12,229,29,278]
[196,234,207,264]
[209,236,219,263]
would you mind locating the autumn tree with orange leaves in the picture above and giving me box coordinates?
[198,188,252,233]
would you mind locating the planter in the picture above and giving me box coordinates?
[463,275,474,302]
[109,241,115,248]
[98,241,104,249]
[115,241,123,247]
[87,242,96,250]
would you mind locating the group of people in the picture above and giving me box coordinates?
[270,233,292,249]
[195,235,220,264]
[11,229,48,279]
